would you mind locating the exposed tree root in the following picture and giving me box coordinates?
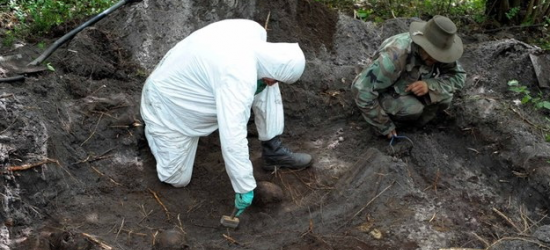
[223,233,240,245]
[6,158,59,171]
[149,188,171,220]
[82,233,113,250]
[90,166,121,186]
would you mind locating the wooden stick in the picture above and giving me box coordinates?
[90,84,107,96]
[300,218,314,237]
[492,207,522,233]
[152,230,158,246]
[223,233,239,245]
[81,233,113,250]
[7,158,59,171]
[509,106,550,132]
[488,236,550,249]
[186,200,203,213]
[520,205,530,232]
[115,217,125,240]
[429,212,437,223]
[523,214,548,234]
[138,204,153,223]
[90,166,121,186]
[80,113,104,146]
[264,11,271,30]
[120,229,147,236]
[176,214,187,234]
[346,180,395,226]
[472,232,490,248]
[77,151,114,164]
[149,188,171,220]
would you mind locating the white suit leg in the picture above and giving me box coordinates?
[144,123,199,188]
[252,84,284,141]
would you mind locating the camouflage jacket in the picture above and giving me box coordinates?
[351,32,466,135]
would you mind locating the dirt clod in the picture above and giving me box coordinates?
[254,181,284,206]
[49,232,92,250]
[154,229,187,250]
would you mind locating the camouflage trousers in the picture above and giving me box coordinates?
[379,92,452,127]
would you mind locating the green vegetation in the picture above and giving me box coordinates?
[2,31,16,46]
[316,0,486,23]
[3,0,548,50]
[1,0,116,45]
[535,17,550,50]
[46,62,55,72]
[317,0,550,27]
[508,80,550,142]
[314,0,550,50]
[505,6,520,20]
[508,80,550,110]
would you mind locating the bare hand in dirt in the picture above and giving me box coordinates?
[405,81,428,96]
[387,130,397,139]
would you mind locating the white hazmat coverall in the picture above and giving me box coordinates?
[140,19,306,194]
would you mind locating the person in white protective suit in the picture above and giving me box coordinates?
[140,19,313,216]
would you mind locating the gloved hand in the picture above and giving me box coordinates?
[255,80,267,95]
[234,190,254,216]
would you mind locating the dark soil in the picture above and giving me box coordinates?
[1,1,550,250]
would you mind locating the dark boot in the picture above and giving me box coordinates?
[415,102,450,127]
[261,136,312,171]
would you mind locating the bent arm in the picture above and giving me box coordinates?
[214,74,257,194]
[424,61,466,103]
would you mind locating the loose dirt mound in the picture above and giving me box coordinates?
[1,1,550,250]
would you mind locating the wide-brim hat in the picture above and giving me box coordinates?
[409,15,463,63]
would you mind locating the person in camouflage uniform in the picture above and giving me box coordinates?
[352,15,466,138]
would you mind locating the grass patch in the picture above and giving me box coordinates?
[1,0,117,45]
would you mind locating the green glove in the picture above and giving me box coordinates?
[234,190,254,216]
[255,80,267,95]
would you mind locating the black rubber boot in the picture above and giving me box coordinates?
[261,136,312,171]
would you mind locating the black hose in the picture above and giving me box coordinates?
[27,0,138,66]
[0,75,25,83]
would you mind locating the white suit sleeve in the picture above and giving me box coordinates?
[214,68,257,194]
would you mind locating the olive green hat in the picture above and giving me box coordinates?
[409,15,463,63]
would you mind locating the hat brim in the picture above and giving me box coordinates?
[409,21,463,63]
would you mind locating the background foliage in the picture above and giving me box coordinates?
[0,0,549,49]
[316,0,550,49]
[1,0,116,45]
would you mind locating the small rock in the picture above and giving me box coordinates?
[533,225,550,243]
[154,229,187,250]
[4,218,13,227]
[253,181,283,206]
